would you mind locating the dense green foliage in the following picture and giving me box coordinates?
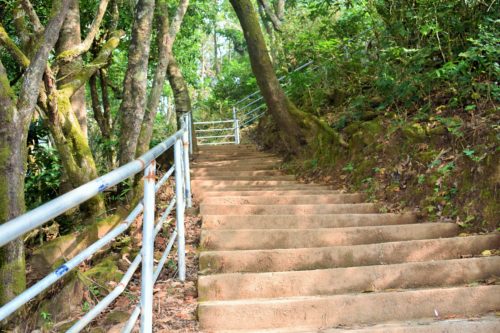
[2,0,497,222]
[193,0,498,227]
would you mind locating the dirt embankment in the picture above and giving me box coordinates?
[253,105,499,231]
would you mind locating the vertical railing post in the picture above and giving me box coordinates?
[140,161,156,333]
[233,107,240,144]
[174,138,186,281]
[182,116,192,208]
[187,112,193,155]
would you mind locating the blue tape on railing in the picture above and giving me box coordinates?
[55,264,69,277]
[98,182,109,192]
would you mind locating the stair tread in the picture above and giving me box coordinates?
[198,285,500,330]
[215,315,500,333]
[198,256,500,300]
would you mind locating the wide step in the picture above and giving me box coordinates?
[200,203,378,215]
[320,316,500,333]
[198,285,500,331]
[201,223,459,250]
[199,256,500,301]
[200,193,365,205]
[196,189,342,198]
[199,234,499,274]
[202,213,417,229]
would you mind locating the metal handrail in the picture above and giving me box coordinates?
[236,60,315,128]
[192,61,314,145]
[234,60,314,107]
[194,119,233,125]
[200,140,235,146]
[0,113,194,333]
[239,95,264,111]
[193,108,240,146]
[244,111,266,126]
[198,134,236,139]
[195,127,235,133]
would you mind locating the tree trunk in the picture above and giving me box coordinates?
[257,2,277,65]
[56,0,87,137]
[167,55,198,152]
[213,21,220,75]
[167,56,192,116]
[136,0,190,157]
[0,66,27,305]
[117,0,156,166]
[43,31,124,219]
[45,77,107,220]
[0,0,71,306]
[257,0,283,32]
[89,73,114,168]
[229,0,304,152]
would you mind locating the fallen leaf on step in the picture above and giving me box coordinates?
[481,249,492,256]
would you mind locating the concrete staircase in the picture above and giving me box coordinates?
[192,144,500,332]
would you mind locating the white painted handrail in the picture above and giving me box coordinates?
[0,113,194,333]
[193,61,314,146]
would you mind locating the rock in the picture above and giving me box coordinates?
[34,272,84,329]
[83,255,124,288]
[29,214,123,278]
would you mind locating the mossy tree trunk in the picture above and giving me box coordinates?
[43,31,124,220]
[167,55,198,151]
[0,0,71,306]
[0,70,27,305]
[8,0,119,222]
[56,0,87,137]
[117,0,156,166]
[229,0,304,153]
[89,73,114,168]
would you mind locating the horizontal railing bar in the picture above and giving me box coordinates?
[121,230,177,333]
[194,120,234,125]
[244,112,266,126]
[198,134,236,139]
[153,229,177,281]
[156,198,176,234]
[243,103,266,117]
[0,127,184,248]
[122,303,140,333]
[198,141,235,146]
[0,169,177,321]
[239,95,264,110]
[288,60,314,74]
[234,60,313,106]
[234,90,260,106]
[194,127,234,133]
[156,165,175,190]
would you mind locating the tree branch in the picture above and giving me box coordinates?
[0,24,30,68]
[257,0,282,32]
[59,30,124,97]
[57,0,111,62]
[275,0,285,21]
[12,2,31,50]
[20,0,43,33]
[168,0,189,39]
[17,0,71,119]
[0,60,18,107]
